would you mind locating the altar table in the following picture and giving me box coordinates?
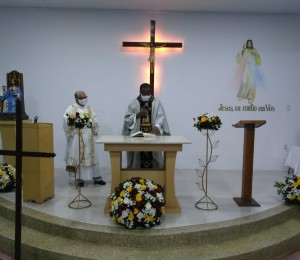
[96,135,191,213]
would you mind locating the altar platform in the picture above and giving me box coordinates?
[0,168,300,259]
[0,168,289,227]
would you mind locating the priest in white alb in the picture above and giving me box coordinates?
[63,90,105,186]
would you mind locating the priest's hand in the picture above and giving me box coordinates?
[136,109,148,119]
[151,126,159,135]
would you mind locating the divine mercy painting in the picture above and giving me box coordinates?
[233,39,264,104]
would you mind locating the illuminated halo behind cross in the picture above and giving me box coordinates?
[122,20,183,95]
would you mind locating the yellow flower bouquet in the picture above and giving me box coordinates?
[0,163,16,192]
[193,113,222,131]
[274,175,300,204]
[66,112,93,129]
[110,177,165,229]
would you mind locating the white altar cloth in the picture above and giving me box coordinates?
[285,146,300,176]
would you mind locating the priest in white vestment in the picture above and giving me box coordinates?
[63,91,105,185]
[122,83,170,168]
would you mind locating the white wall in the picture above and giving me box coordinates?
[0,8,299,170]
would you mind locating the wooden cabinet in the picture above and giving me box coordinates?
[0,121,55,203]
[22,123,55,203]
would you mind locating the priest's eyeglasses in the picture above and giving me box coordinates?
[78,96,88,100]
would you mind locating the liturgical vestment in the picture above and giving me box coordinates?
[122,97,170,168]
[63,103,100,181]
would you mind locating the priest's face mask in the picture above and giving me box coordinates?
[76,92,88,106]
[140,86,152,101]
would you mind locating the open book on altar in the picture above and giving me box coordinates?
[130,131,156,138]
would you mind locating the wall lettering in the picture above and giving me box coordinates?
[218,104,275,112]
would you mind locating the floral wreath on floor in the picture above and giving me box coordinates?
[110,177,165,229]
[193,113,222,131]
[66,112,93,129]
[0,163,16,192]
[274,175,300,205]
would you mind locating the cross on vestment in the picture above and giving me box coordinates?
[123,20,182,95]
[0,99,56,260]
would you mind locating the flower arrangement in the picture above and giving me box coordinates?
[66,112,93,129]
[110,177,165,229]
[193,113,222,131]
[274,175,300,204]
[0,163,16,192]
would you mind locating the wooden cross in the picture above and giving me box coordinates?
[123,20,182,95]
[0,99,56,260]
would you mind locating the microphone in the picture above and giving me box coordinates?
[34,116,38,123]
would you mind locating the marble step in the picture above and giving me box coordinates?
[0,197,300,259]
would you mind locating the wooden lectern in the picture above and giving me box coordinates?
[233,120,266,207]
[22,123,54,203]
[0,120,31,166]
[0,122,54,203]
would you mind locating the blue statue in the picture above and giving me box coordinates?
[3,81,23,113]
